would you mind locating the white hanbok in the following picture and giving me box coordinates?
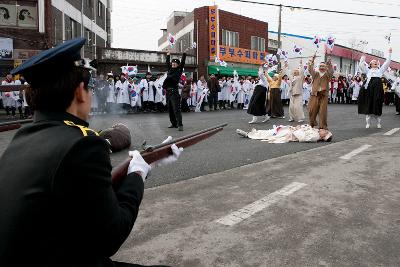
[242,80,253,109]
[351,80,362,100]
[115,80,130,105]
[190,83,198,106]
[139,79,154,103]
[303,82,311,104]
[1,80,17,108]
[197,80,208,103]
[222,79,232,101]
[106,80,116,103]
[127,83,139,107]
[238,124,328,144]
[218,80,226,101]
[154,74,167,105]
[280,80,290,101]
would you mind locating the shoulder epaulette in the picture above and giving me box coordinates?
[63,120,99,137]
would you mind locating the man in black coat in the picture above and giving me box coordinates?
[207,74,220,111]
[0,38,175,267]
[163,49,186,131]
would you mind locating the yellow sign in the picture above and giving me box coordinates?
[219,45,266,65]
[208,5,219,60]
[13,59,23,80]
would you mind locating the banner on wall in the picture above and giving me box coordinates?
[0,3,37,28]
[219,45,266,65]
[208,5,219,60]
[17,4,38,28]
[0,37,13,59]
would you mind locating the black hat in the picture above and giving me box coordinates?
[171,58,180,65]
[11,37,95,82]
[146,71,152,76]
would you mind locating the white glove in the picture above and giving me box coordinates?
[128,150,151,182]
[151,136,183,167]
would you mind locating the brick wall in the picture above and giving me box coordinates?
[218,10,268,50]
[194,6,268,78]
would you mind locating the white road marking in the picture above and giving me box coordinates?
[339,144,371,160]
[215,182,307,226]
[384,128,400,136]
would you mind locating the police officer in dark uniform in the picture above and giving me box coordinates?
[163,49,186,131]
[0,38,172,267]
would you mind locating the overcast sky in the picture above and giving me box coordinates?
[111,0,400,61]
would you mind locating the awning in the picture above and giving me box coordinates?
[208,65,274,77]
[208,65,258,76]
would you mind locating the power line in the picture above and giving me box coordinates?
[225,0,400,19]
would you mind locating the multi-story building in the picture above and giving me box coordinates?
[268,31,400,75]
[0,0,112,78]
[158,6,269,78]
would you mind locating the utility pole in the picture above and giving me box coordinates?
[81,0,84,58]
[277,4,282,71]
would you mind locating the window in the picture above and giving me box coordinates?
[97,2,103,18]
[222,29,239,47]
[85,28,92,45]
[66,18,78,40]
[251,36,265,51]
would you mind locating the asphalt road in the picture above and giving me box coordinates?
[89,104,399,188]
[113,129,400,266]
[0,104,399,189]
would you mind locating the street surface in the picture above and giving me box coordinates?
[0,104,399,266]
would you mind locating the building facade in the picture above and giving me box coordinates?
[0,0,112,78]
[158,6,269,79]
[96,47,197,78]
[268,31,400,75]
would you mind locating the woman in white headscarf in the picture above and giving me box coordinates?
[358,48,392,129]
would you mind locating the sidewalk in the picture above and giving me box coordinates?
[112,130,400,267]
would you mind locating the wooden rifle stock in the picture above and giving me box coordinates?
[0,84,28,92]
[0,119,33,132]
[111,123,228,186]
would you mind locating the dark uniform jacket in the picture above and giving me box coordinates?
[162,53,186,90]
[0,111,144,267]
[207,78,220,94]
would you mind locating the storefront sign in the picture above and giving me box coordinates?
[208,5,219,60]
[0,38,13,59]
[219,45,266,65]
[14,49,41,60]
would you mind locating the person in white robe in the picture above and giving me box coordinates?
[242,77,253,110]
[288,60,305,122]
[153,73,167,112]
[236,77,245,109]
[106,74,116,113]
[139,72,154,112]
[115,74,130,113]
[351,76,362,103]
[196,76,207,111]
[1,74,17,118]
[223,77,232,108]
[280,75,290,106]
[190,79,197,108]
[236,124,332,143]
[218,77,227,109]
[303,77,312,106]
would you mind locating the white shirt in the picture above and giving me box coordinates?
[359,53,391,88]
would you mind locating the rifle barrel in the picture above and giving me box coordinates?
[146,123,228,151]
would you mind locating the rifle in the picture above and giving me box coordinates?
[0,119,33,132]
[111,123,227,186]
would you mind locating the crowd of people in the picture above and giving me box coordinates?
[1,52,399,125]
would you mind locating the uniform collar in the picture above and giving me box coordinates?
[34,111,89,127]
